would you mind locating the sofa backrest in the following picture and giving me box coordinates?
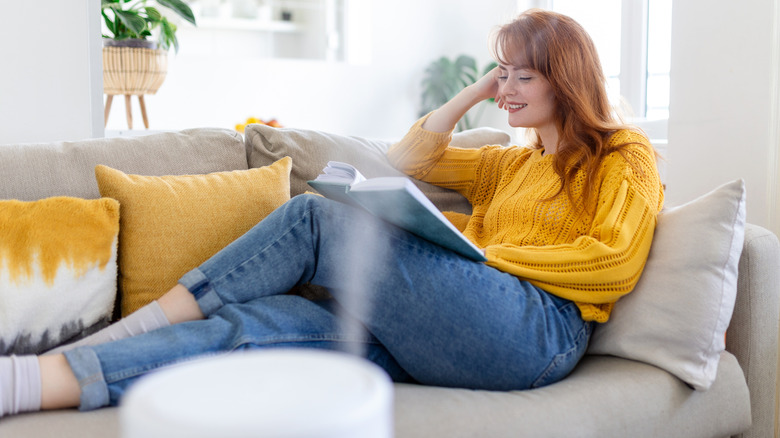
[0,128,247,201]
[243,124,513,215]
[728,223,780,438]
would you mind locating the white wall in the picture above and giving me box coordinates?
[5,0,778,233]
[665,0,780,233]
[105,0,519,139]
[0,0,103,145]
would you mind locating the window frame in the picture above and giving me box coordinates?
[619,0,648,119]
[525,0,669,140]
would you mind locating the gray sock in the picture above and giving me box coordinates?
[0,355,42,418]
[44,301,170,356]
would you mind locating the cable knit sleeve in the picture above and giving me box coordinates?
[387,114,454,180]
[387,114,511,201]
[484,135,664,322]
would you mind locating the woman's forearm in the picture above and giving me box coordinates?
[421,85,489,133]
[422,66,501,133]
[389,68,499,175]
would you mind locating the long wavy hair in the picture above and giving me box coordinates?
[491,9,644,209]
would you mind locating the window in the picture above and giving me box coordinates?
[645,0,672,120]
[548,0,672,138]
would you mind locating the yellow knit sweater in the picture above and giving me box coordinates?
[388,117,664,322]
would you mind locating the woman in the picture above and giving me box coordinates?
[0,9,663,417]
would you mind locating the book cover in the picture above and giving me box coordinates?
[308,162,487,262]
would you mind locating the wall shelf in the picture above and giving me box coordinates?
[182,0,344,61]
[196,17,302,33]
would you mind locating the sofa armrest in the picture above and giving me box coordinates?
[727,223,780,438]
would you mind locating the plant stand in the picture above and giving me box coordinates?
[102,45,167,129]
[104,94,150,130]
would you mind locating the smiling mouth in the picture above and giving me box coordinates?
[507,104,527,110]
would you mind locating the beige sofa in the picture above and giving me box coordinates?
[0,126,777,437]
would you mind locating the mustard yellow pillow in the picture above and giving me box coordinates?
[95,157,292,316]
[0,197,119,354]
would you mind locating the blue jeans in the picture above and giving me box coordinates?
[64,195,593,411]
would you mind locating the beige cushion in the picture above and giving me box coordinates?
[0,197,119,354]
[95,158,291,316]
[448,126,512,149]
[394,353,750,438]
[0,353,751,438]
[244,125,511,215]
[589,179,746,390]
[0,129,247,201]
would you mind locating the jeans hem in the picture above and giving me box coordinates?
[180,268,224,316]
[63,347,110,411]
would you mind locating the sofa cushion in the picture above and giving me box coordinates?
[0,197,119,354]
[0,128,247,202]
[394,353,750,438]
[244,125,511,215]
[0,353,751,438]
[588,179,746,390]
[95,158,291,316]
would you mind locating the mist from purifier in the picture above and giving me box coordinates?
[332,210,393,360]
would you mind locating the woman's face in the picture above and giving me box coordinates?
[496,65,557,133]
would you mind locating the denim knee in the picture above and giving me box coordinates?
[288,193,327,213]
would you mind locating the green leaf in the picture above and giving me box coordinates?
[157,0,197,25]
[454,55,478,86]
[419,56,464,116]
[145,6,163,23]
[455,55,477,72]
[160,18,180,53]
[101,10,117,36]
[114,8,147,37]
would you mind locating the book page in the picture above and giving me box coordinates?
[311,161,366,185]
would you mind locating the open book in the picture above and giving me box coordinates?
[307,161,487,262]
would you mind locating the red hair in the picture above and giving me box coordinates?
[491,9,647,209]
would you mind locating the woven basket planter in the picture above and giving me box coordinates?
[102,45,168,96]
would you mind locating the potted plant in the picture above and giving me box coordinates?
[420,55,497,132]
[101,0,196,52]
[101,0,197,129]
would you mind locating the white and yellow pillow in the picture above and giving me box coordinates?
[0,197,119,354]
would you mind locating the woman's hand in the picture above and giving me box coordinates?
[471,66,502,106]
[422,65,502,133]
